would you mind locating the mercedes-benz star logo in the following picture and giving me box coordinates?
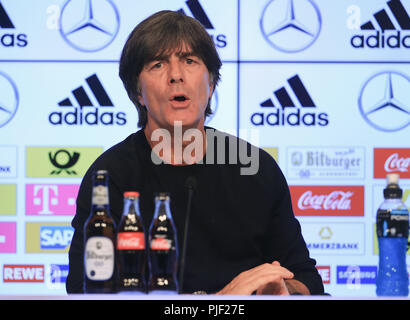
[0,72,19,128]
[260,0,322,53]
[59,0,120,52]
[359,71,410,132]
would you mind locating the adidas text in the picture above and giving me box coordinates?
[351,31,410,49]
[251,108,329,127]
[48,107,127,126]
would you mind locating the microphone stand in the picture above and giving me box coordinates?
[179,177,196,294]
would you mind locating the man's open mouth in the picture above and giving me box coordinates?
[171,95,189,102]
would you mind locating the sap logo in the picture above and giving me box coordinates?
[49,74,127,126]
[40,225,74,250]
[251,74,329,127]
[350,0,410,49]
[178,0,227,48]
[0,2,28,47]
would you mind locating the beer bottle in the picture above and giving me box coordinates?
[83,170,116,293]
[148,193,179,294]
[116,191,147,293]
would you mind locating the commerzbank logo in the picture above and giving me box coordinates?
[59,0,120,52]
[358,71,410,132]
[26,146,102,178]
[0,71,19,128]
[260,0,322,53]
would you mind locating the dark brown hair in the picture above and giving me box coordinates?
[119,10,222,127]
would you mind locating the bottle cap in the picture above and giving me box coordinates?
[155,192,170,201]
[124,191,140,198]
[386,173,399,185]
[384,174,402,199]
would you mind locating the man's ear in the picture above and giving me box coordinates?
[138,94,145,106]
[208,81,214,99]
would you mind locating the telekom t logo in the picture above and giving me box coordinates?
[26,184,79,215]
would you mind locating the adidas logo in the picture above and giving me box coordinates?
[48,74,127,126]
[351,0,410,49]
[178,0,227,48]
[251,75,329,127]
[0,2,27,47]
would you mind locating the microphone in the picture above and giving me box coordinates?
[179,176,197,294]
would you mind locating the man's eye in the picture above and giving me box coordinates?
[186,58,195,64]
[152,62,162,69]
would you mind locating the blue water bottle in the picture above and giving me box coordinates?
[376,173,409,296]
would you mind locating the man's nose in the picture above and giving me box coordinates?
[169,61,184,84]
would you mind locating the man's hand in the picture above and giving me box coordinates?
[216,261,295,295]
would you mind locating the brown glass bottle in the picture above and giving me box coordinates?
[83,170,116,293]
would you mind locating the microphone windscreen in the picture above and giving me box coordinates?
[185,176,197,191]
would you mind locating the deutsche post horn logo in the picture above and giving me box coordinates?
[49,149,80,175]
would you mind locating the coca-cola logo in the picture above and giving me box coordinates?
[374,148,410,179]
[298,191,353,211]
[290,186,364,216]
[384,153,409,173]
[150,238,171,251]
[117,232,144,250]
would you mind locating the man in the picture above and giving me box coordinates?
[66,10,324,295]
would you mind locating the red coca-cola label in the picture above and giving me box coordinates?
[374,148,410,179]
[117,232,145,250]
[290,186,364,216]
[150,238,171,251]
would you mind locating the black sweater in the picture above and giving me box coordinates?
[66,128,324,294]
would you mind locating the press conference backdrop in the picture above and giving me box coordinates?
[0,0,409,297]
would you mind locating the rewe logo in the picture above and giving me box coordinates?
[374,148,410,178]
[351,0,410,49]
[0,2,28,47]
[290,186,364,216]
[316,266,331,284]
[49,73,126,126]
[3,265,44,283]
[251,74,329,127]
[178,0,227,48]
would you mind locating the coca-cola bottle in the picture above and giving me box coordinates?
[116,191,147,293]
[148,193,179,294]
[83,170,116,293]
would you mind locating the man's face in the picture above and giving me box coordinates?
[138,44,213,132]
